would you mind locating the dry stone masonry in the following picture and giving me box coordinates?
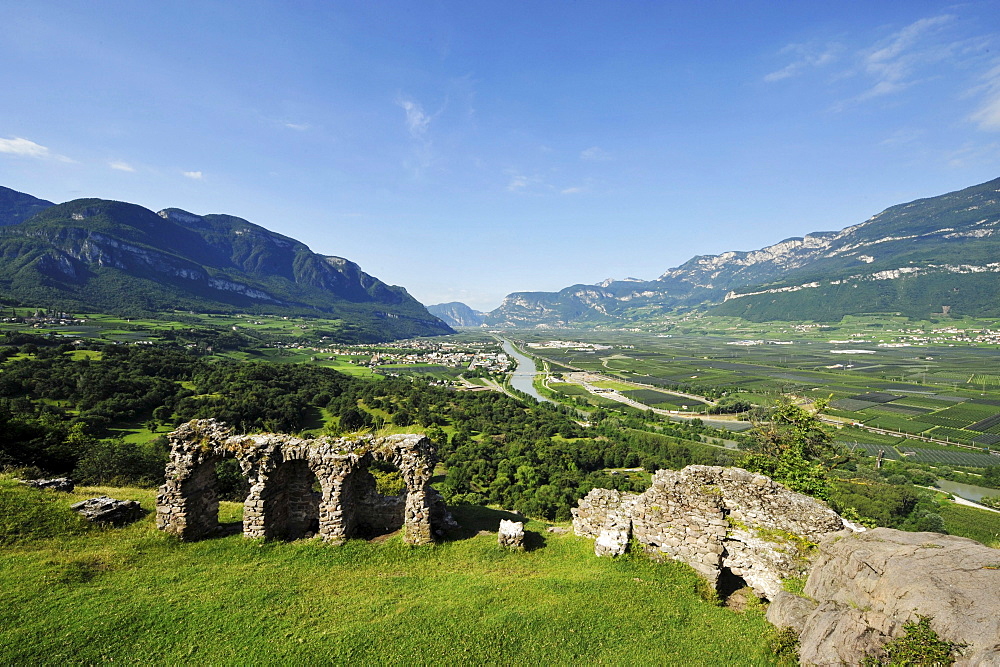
[573,465,851,600]
[156,419,454,545]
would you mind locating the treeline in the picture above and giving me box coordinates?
[0,333,732,518]
[5,332,973,530]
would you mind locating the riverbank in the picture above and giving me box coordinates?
[497,337,555,404]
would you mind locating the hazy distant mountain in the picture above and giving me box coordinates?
[427,301,486,327]
[487,176,1000,325]
[0,186,53,227]
[0,189,453,342]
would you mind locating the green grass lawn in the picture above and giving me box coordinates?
[0,478,787,665]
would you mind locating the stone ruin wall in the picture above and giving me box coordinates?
[156,419,454,545]
[573,465,850,600]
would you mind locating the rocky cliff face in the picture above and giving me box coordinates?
[426,301,486,327]
[487,176,1000,325]
[768,528,1000,666]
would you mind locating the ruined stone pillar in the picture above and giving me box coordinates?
[157,463,221,540]
[400,456,434,545]
[242,481,267,539]
[317,469,353,544]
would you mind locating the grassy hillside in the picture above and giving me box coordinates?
[0,478,787,664]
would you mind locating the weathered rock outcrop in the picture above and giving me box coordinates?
[71,496,144,525]
[156,419,455,545]
[23,478,74,492]
[573,466,850,600]
[768,528,1000,666]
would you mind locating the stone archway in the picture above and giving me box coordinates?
[157,419,455,545]
[156,421,234,541]
[252,459,321,541]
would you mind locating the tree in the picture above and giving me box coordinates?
[741,400,846,499]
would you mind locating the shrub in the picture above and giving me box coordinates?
[770,626,799,662]
[73,438,167,487]
[864,615,965,666]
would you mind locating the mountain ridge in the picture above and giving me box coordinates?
[486,176,1000,326]
[0,186,54,227]
[0,189,452,342]
[426,302,486,328]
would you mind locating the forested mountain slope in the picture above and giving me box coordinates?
[0,186,53,227]
[0,190,451,342]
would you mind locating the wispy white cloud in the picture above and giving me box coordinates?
[764,42,842,82]
[283,122,310,131]
[580,146,611,161]
[182,170,203,180]
[0,136,73,162]
[852,14,956,102]
[946,140,1000,167]
[878,128,925,147]
[109,160,135,172]
[768,13,996,118]
[396,96,431,139]
[395,95,438,176]
[506,170,530,192]
[561,186,583,195]
[970,63,1000,131]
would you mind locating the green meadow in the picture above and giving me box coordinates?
[0,478,788,665]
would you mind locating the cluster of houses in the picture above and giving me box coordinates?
[525,340,613,350]
[1,310,87,327]
[832,327,1000,346]
[316,340,514,374]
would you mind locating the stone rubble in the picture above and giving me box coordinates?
[498,519,525,550]
[594,528,629,557]
[156,419,455,545]
[572,465,850,600]
[22,478,75,492]
[71,496,144,525]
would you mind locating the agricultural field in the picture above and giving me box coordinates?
[508,315,1000,466]
[0,310,360,346]
[621,388,706,411]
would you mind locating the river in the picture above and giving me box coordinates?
[935,478,998,503]
[499,338,554,404]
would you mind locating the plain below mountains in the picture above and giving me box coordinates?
[486,176,1000,326]
[0,186,452,342]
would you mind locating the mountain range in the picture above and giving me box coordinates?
[426,302,486,328]
[6,175,999,337]
[0,186,452,342]
[483,176,1000,326]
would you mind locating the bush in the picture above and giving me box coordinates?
[215,459,250,501]
[371,469,405,496]
[73,439,167,487]
[980,495,1000,510]
[864,615,964,666]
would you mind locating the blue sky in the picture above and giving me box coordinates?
[3,1,1000,311]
